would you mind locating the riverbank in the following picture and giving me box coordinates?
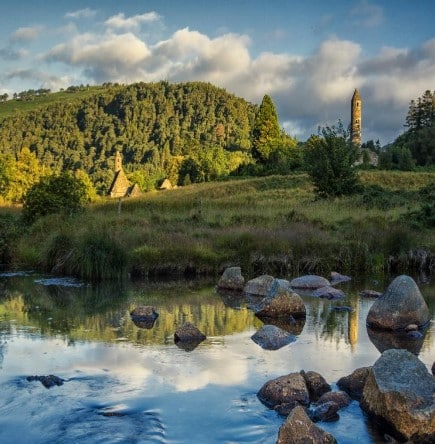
[1,171,434,281]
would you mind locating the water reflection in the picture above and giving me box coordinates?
[367,326,427,355]
[0,273,433,444]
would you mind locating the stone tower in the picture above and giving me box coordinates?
[351,88,362,146]
[114,150,122,172]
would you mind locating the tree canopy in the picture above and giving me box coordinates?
[304,123,360,197]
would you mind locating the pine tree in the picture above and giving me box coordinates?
[252,95,281,163]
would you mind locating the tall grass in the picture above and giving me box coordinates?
[3,171,435,280]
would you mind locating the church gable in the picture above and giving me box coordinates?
[107,151,141,198]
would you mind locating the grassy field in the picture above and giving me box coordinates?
[1,171,434,281]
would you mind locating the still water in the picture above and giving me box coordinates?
[0,272,433,444]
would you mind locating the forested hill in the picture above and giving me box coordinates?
[0,81,260,193]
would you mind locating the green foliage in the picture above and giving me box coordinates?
[22,172,89,224]
[378,144,415,171]
[304,123,360,197]
[0,81,259,193]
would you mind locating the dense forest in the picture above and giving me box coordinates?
[0,81,288,197]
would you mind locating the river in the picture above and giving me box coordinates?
[0,272,433,443]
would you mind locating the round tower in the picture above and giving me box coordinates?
[114,150,122,172]
[351,89,362,146]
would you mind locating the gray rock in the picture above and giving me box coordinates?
[27,374,65,389]
[252,292,306,319]
[257,372,310,414]
[251,325,296,350]
[367,275,430,330]
[266,278,292,297]
[277,405,337,444]
[330,271,351,285]
[337,366,371,400]
[217,266,245,291]
[290,275,331,290]
[312,286,345,300]
[301,370,331,402]
[243,274,275,296]
[361,349,435,443]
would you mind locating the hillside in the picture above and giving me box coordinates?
[0,81,259,193]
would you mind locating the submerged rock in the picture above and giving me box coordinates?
[290,275,330,290]
[310,401,340,422]
[277,405,337,444]
[337,367,371,400]
[217,266,245,291]
[27,374,65,389]
[251,324,296,350]
[366,275,430,330]
[361,349,435,443]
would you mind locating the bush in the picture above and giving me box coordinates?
[22,172,88,224]
[304,123,360,197]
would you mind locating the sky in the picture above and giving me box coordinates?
[1,1,435,145]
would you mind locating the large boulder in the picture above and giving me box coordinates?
[337,366,371,400]
[277,405,337,444]
[361,349,435,443]
[257,372,310,415]
[251,324,296,350]
[243,275,275,296]
[217,266,245,291]
[290,275,330,290]
[366,275,430,330]
[252,292,306,319]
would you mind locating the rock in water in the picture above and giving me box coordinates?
[257,373,310,414]
[301,370,331,402]
[277,405,337,444]
[174,322,206,351]
[361,349,435,443]
[130,306,159,329]
[290,275,330,290]
[366,275,430,330]
[337,367,371,400]
[252,292,306,319]
[217,266,244,291]
[251,324,296,350]
[243,275,275,296]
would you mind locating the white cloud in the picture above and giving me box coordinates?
[11,26,44,43]
[65,8,97,20]
[105,12,161,30]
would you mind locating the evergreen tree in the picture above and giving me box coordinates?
[252,95,281,163]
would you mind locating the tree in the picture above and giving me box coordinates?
[304,123,360,197]
[22,172,89,224]
[252,95,281,162]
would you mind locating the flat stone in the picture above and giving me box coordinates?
[312,286,345,300]
[290,275,330,290]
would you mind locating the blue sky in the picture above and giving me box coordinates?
[1,1,435,144]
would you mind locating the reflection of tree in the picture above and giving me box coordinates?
[0,276,259,345]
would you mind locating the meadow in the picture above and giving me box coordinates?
[2,170,434,281]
